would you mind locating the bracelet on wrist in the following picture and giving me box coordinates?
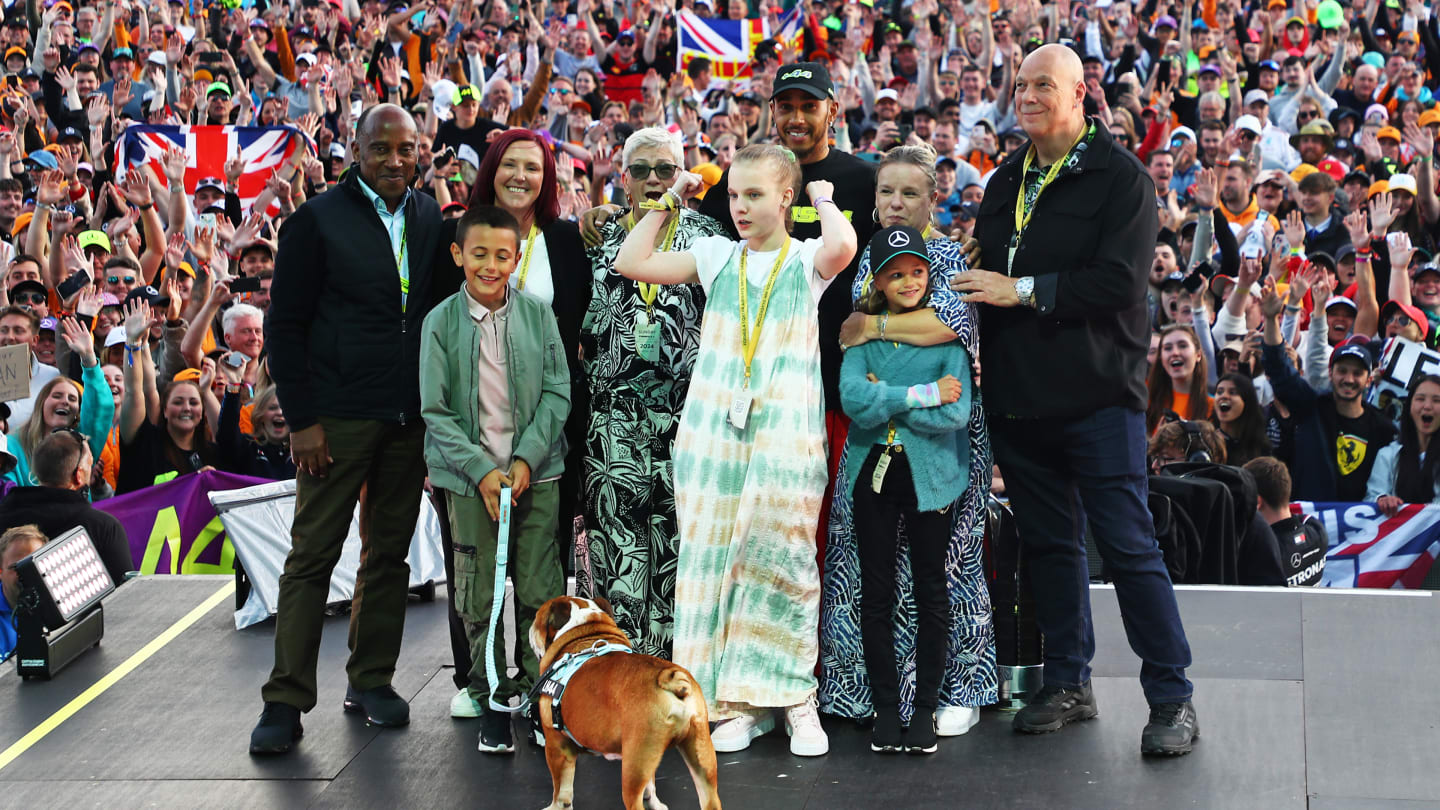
[812,196,835,208]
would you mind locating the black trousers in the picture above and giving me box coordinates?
[851,445,950,711]
[430,487,474,691]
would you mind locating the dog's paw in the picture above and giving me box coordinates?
[644,781,669,810]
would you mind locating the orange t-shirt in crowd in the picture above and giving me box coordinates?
[100,425,120,491]
[1169,390,1215,422]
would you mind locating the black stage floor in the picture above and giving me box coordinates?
[2,577,1439,809]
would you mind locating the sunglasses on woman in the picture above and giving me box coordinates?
[1297,110,1318,122]
[627,163,678,180]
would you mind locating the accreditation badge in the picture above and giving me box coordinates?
[634,311,660,363]
[728,388,753,430]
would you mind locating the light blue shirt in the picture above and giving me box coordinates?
[356,174,413,313]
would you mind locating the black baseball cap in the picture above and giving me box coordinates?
[125,285,172,309]
[10,279,46,301]
[771,62,834,100]
[868,225,930,276]
[1331,341,1374,371]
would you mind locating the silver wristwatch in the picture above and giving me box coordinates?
[1015,276,1036,308]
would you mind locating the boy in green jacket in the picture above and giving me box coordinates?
[420,205,571,754]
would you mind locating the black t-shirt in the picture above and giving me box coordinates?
[1269,514,1328,586]
[117,419,216,495]
[434,119,499,164]
[1333,407,1395,501]
[697,148,879,412]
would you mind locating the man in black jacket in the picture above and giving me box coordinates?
[251,104,442,755]
[952,45,1198,756]
[0,431,130,585]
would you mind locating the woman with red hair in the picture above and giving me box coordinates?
[428,129,591,723]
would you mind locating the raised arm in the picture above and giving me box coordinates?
[614,174,701,285]
[119,300,154,444]
[808,179,858,279]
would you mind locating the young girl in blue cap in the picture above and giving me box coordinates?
[839,224,974,755]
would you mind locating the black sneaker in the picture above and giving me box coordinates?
[1141,701,1199,756]
[342,684,410,727]
[477,708,515,754]
[870,707,903,753]
[249,702,303,755]
[903,711,938,755]
[1012,681,1099,734]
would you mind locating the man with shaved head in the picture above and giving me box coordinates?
[952,45,1199,756]
[252,103,445,754]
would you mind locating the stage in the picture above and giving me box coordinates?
[2,577,1437,809]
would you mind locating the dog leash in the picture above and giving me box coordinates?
[484,486,522,714]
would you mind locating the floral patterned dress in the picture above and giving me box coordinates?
[576,207,727,658]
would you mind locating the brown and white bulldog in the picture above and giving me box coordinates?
[529,595,722,810]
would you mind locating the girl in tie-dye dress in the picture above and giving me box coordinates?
[614,144,858,758]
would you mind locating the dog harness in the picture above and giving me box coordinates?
[526,640,634,752]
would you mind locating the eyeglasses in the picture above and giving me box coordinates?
[51,426,88,477]
[627,163,678,180]
[107,275,136,285]
[549,88,573,96]
[1387,313,1413,327]
[12,291,45,304]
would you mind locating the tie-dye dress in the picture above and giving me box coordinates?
[671,235,830,718]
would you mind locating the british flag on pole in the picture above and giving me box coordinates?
[114,125,312,215]
[677,10,769,80]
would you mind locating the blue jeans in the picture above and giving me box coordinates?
[990,406,1193,705]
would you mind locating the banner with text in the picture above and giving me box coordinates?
[1296,501,1440,589]
[97,470,272,575]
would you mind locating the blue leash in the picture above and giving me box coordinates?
[484,486,522,714]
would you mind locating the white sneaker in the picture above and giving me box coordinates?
[784,696,829,756]
[935,705,980,737]
[710,711,775,753]
[450,688,482,719]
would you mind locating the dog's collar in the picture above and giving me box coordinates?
[538,625,632,675]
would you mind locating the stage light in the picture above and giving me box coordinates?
[12,526,115,680]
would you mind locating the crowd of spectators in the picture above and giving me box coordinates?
[0,0,1438,678]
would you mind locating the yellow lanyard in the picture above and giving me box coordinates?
[920,224,932,240]
[515,225,540,291]
[395,224,409,313]
[625,211,680,310]
[738,237,790,385]
[1013,126,1088,240]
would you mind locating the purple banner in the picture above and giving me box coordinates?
[96,471,272,575]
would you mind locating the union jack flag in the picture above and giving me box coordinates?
[677,10,768,80]
[114,125,313,215]
[774,6,805,59]
[1298,502,1440,589]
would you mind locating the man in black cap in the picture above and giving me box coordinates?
[1263,313,1393,501]
[696,61,879,555]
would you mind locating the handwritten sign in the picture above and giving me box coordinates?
[0,342,31,403]
[1371,337,1440,423]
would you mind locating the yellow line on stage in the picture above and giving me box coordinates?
[0,580,236,772]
